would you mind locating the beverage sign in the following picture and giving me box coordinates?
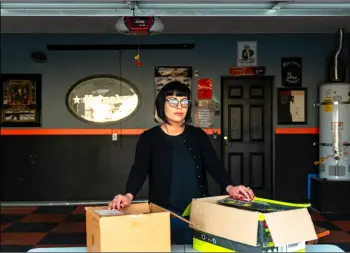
[66,75,140,124]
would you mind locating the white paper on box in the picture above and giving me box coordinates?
[94,209,123,216]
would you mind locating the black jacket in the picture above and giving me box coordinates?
[125,125,233,206]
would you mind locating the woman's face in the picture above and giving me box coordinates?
[164,96,189,124]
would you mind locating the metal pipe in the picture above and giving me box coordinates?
[333,28,344,82]
[0,199,148,207]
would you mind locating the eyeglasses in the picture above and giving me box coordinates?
[166,97,191,108]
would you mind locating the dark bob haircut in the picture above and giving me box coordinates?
[155,81,192,124]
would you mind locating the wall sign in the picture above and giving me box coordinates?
[229,66,265,76]
[197,78,212,99]
[194,99,215,128]
[66,75,140,125]
[281,57,302,87]
[0,73,42,127]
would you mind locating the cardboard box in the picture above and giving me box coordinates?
[188,196,318,252]
[85,203,187,252]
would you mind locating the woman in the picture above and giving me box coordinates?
[109,81,254,243]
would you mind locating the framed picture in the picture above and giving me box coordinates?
[277,87,307,125]
[237,41,258,67]
[0,74,42,127]
[281,57,302,87]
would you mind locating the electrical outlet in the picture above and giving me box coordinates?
[112,133,118,141]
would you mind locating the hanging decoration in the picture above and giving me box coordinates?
[134,44,142,67]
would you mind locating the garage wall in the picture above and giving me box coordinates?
[1,33,349,202]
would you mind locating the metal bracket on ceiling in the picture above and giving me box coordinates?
[127,1,138,11]
[126,1,138,16]
[271,1,293,10]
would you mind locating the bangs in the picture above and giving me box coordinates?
[162,82,191,98]
[164,89,190,98]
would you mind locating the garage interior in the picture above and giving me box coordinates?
[1,0,350,252]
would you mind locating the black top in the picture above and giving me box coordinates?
[125,125,233,208]
[166,133,200,212]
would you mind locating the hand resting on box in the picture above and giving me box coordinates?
[108,193,134,210]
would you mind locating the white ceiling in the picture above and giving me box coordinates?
[1,0,350,34]
[3,0,350,2]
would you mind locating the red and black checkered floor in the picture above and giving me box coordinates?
[1,206,350,252]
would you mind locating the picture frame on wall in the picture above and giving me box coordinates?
[237,41,258,67]
[0,74,42,127]
[281,57,302,87]
[277,87,307,125]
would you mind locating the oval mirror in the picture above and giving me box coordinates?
[66,75,140,124]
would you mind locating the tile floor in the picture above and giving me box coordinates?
[1,206,350,252]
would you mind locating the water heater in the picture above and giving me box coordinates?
[318,83,350,181]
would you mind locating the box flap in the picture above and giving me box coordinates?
[149,203,195,226]
[264,208,317,246]
[189,197,259,246]
[85,206,102,220]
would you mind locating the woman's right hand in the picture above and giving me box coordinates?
[108,193,133,210]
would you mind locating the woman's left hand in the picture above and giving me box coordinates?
[226,185,255,200]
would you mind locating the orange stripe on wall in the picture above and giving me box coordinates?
[0,128,319,135]
[275,128,319,134]
[0,128,222,135]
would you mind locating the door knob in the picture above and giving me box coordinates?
[223,136,228,149]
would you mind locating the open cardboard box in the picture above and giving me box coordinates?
[85,203,188,252]
[85,196,318,252]
[186,196,318,252]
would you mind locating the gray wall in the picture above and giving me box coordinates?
[1,33,349,129]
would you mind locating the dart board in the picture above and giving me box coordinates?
[217,197,307,213]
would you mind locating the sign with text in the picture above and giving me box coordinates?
[194,99,215,128]
[229,66,265,76]
[66,75,140,124]
[281,57,302,87]
[197,78,212,99]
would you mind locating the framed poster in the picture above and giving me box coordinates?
[237,41,257,67]
[281,57,302,87]
[154,66,192,95]
[0,74,42,127]
[277,87,307,125]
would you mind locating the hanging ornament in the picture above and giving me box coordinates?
[134,45,142,67]
[134,54,142,66]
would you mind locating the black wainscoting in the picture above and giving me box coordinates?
[275,134,319,203]
[1,135,142,202]
[1,135,222,202]
[1,133,319,203]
